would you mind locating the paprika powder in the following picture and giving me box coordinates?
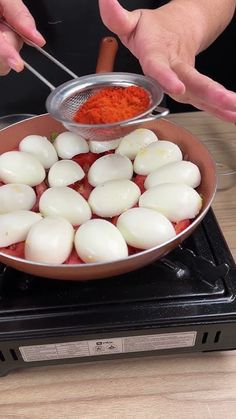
[73,86,150,125]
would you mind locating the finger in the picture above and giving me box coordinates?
[173,62,236,112]
[189,101,236,123]
[205,109,236,123]
[0,0,45,46]
[141,54,185,95]
[0,23,23,74]
[0,60,10,75]
[0,22,23,50]
[99,0,140,36]
[0,29,24,73]
[170,92,236,122]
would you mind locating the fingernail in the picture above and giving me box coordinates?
[33,30,46,45]
[7,58,23,72]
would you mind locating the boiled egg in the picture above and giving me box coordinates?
[89,138,121,153]
[145,161,201,189]
[139,183,202,222]
[88,154,133,187]
[134,140,182,175]
[0,210,42,247]
[0,151,45,186]
[19,135,58,169]
[0,184,36,214]
[25,216,74,264]
[88,179,141,218]
[116,128,158,160]
[39,186,91,226]
[117,207,176,249]
[53,132,89,158]
[48,160,85,187]
[74,219,128,263]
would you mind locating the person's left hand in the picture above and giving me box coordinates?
[99,0,236,122]
[0,0,45,75]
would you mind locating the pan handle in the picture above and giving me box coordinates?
[96,37,119,73]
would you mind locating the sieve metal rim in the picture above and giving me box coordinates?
[46,72,164,129]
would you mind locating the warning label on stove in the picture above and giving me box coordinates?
[19,331,197,362]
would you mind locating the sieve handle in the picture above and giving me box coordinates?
[95,37,118,73]
[123,105,170,126]
[23,36,118,91]
[22,60,56,91]
[0,19,78,90]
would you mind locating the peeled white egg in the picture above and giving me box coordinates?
[0,184,36,214]
[19,135,58,169]
[54,132,89,158]
[39,186,91,226]
[74,219,128,263]
[116,128,158,160]
[25,216,74,264]
[88,179,141,218]
[89,138,121,154]
[48,160,85,187]
[88,154,133,187]
[134,140,183,175]
[145,161,201,189]
[139,183,202,222]
[0,211,42,247]
[117,207,176,249]
[0,151,45,186]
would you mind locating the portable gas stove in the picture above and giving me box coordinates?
[0,208,236,376]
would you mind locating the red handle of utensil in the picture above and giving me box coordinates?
[95,36,119,73]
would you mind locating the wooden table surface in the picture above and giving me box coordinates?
[0,111,236,419]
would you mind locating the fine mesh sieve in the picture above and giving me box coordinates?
[2,20,169,141]
[46,72,168,141]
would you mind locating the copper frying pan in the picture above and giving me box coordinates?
[0,40,217,280]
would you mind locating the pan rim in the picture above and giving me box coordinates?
[0,113,47,132]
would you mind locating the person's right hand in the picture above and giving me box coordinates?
[99,0,236,123]
[0,0,45,75]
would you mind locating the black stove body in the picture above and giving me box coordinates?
[0,209,236,376]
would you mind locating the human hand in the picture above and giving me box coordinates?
[99,0,236,122]
[0,0,45,75]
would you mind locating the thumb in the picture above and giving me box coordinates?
[0,0,45,46]
[98,0,140,37]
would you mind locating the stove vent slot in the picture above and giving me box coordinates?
[201,331,222,345]
[9,349,18,361]
[0,350,5,362]
[214,331,221,343]
[201,332,208,344]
